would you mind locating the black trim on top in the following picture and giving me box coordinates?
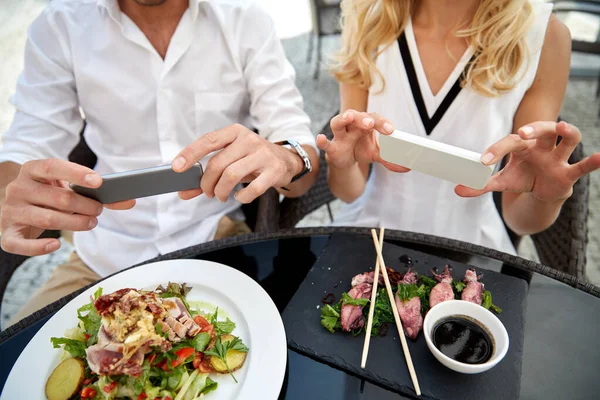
[398,32,471,135]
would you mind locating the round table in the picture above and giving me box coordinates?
[0,227,599,400]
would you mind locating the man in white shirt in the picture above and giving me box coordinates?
[0,0,319,322]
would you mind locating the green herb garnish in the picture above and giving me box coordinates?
[204,336,248,383]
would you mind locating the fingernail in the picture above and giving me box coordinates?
[89,218,97,229]
[97,205,104,215]
[481,153,494,164]
[383,123,394,134]
[363,118,374,128]
[45,241,59,252]
[521,126,534,137]
[84,174,101,186]
[172,157,186,171]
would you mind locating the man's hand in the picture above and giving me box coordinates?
[172,124,304,204]
[0,159,135,256]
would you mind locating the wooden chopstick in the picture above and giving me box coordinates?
[370,228,421,397]
[360,227,385,368]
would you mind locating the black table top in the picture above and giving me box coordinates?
[1,228,599,400]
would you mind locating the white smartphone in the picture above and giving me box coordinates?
[378,130,495,190]
[70,163,203,204]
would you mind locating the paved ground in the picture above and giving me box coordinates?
[1,1,599,328]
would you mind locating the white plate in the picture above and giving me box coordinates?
[1,259,287,400]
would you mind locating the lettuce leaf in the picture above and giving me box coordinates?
[50,337,87,358]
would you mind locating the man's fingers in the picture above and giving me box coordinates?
[201,141,250,198]
[481,134,531,165]
[172,125,243,172]
[103,199,136,210]
[24,159,101,188]
[178,188,204,200]
[14,181,103,216]
[6,204,98,232]
[554,121,583,160]
[234,170,278,204]
[1,234,61,257]
[568,153,600,181]
[214,155,261,202]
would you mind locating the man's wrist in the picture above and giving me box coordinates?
[285,147,305,177]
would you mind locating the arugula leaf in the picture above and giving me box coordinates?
[371,288,394,336]
[482,290,502,313]
[201,377,218,395]
[420,275,437,289]
[452,281,466,293]
[192,332,211,352]
[320,304,342,333]
[341,292,369,307]
[204,336,248,383]
[396,284,424,302]
[50,337,87,358]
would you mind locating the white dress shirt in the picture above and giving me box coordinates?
[0,0,316,276]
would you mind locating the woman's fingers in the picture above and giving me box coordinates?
[380,159,411,173]
[481,134,531,165]
[517,121,558,151]
[554,121,583,160]
[567,153,600,182]
[368,112,395,135]
[454,173,507,197]
[316,134,333,153]
[330,109,374,134]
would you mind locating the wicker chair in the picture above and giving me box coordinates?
[278,117,591,280]
[307,0,342,79]
[551,0,600,113]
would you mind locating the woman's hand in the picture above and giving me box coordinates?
[455,121,600,201]
[316,109,410,172]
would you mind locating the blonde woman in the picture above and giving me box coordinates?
[317,0,600,253]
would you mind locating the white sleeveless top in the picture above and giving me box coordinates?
[333,2,552,255]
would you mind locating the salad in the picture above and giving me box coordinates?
[45,283,248,400]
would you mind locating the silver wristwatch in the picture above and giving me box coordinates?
[277,139,312,182]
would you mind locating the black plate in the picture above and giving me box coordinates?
[282,233,528,400]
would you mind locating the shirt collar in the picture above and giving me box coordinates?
[97,0,208,22]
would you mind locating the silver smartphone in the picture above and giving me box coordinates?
[70,163,203,204]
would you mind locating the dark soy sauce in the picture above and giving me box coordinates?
[432,315,494,364]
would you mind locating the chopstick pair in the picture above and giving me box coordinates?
[360,228,421,397]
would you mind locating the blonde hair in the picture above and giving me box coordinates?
[332,0,534,96]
